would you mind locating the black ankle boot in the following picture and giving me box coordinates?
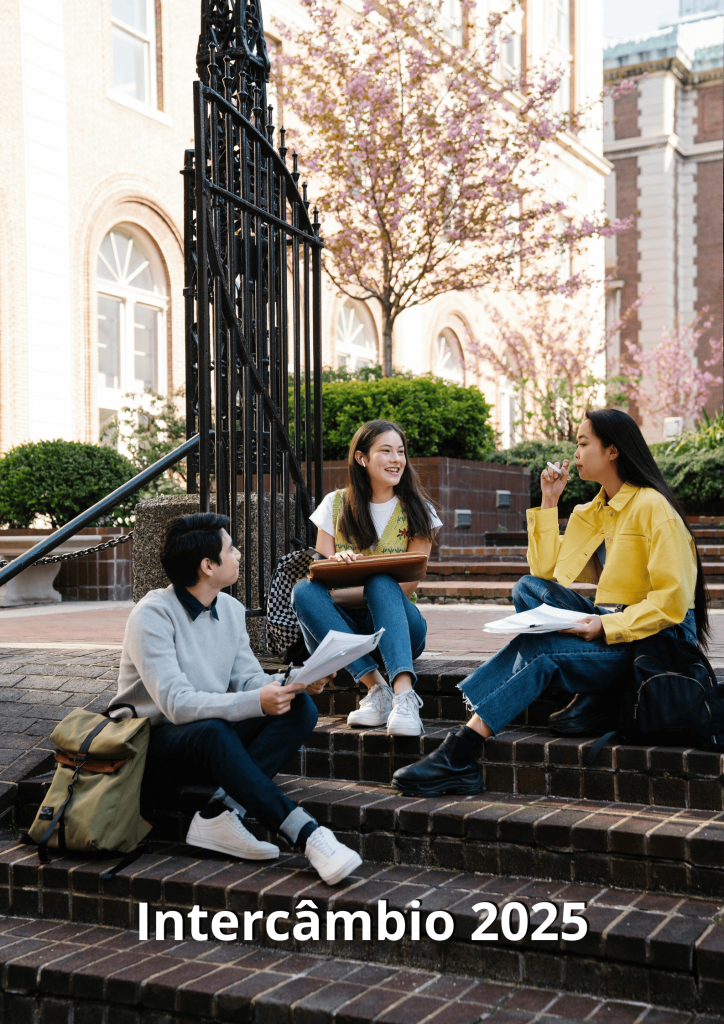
[391,726,485,797]
[548,693,619,736]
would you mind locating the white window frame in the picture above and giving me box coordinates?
[109,0,159,114]
[96,228,167,433]
[434,328,465,384]
[546,0,571,115]
[440,0,463,46]
[335,300,378,370]
[499,378,520,449]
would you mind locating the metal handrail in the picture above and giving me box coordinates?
[0,433,201,589]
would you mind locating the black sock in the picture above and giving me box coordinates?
[295,821,319,852]
[447,725,484,764]
[199,799,228,820]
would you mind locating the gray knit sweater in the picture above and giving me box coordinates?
[115,585,270,727]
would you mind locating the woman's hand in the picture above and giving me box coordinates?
[332,551,362,563]
[559,615,604,642]
[541,460,570,509]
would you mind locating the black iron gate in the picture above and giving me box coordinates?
[184,0,324,615]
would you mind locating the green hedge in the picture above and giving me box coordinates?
[0,440,135,529]
[486,441,724,515]
[320,377,496,461]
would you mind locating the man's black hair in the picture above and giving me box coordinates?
[159,513,230,588]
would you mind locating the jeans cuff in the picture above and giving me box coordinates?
[279,806,317,844]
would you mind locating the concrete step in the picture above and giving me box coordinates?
[418,581,724,605]
[5,915,697,1024]
[0,832,722,1012]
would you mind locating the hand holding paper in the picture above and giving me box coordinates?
[292,628,385,686]
[483,604,593,635]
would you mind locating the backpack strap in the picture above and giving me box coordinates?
[584,730,617,766]
[37,716,114,864]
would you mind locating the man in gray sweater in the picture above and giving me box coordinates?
[116,512,362,886]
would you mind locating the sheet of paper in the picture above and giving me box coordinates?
[483,603,592,634]
[292,628,386,686]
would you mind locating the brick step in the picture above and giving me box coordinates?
[0,833,721,1012]
[699,546,724,562]
[418,581,724,605]
[436,546,529,560]
[12,741,724,899]
[690,529,724,541]
[426,562,530,582]
[4,915,689,1024]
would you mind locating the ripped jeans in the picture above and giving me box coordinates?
[458,575,697,735]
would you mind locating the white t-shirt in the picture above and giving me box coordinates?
[310,491,442,545]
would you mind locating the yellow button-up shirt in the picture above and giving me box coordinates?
[526,483,697,645]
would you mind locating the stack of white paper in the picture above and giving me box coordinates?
[292,628,386,686]
[483,604,591,635]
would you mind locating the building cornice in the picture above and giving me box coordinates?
[604,56,723,88]
[604,133,723,162]
[556,130,614,175]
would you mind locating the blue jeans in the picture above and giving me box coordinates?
[458,575,697,736]
[291,574,427,685]
[144,692,319,844]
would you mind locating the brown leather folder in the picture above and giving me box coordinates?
[309,551,428,588]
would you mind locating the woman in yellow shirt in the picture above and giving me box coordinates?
[393,408,711,797]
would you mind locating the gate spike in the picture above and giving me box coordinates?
[240,72,250,117]
[223,55,233,102]
[302,182,310,211]
[208,43,219,90]
[278,126,287,164]
[291,152,300,184]
[252,83,262,127]
[313,207,320,236]
[266,105,275,144]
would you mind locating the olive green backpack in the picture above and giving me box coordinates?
[27,703,152,872]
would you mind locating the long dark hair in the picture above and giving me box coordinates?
[586,408,710,649]
[337,419,438,551]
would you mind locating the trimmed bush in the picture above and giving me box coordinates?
[320,376,495,461]
[0,440,136,529]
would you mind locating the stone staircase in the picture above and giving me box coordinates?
[2,658,724,1022]
[421,518,724,604]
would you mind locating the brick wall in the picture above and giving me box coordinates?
[695,83,724,144]
[321,458,530,550]
[695,158,724,417]
[612,156,641,417]
[614,89,640,140]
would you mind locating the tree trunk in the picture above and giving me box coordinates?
[382,308,394,377]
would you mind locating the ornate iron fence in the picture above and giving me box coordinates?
[185,1,324,615]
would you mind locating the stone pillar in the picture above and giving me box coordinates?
[133,493,294,655]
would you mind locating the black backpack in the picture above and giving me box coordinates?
[586,634,724,763]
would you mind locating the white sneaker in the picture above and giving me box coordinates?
[186,809,280,860]
[347,682,394,728]
[305,826,363,885]
[386,689,425,737]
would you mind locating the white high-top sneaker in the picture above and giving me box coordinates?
[386,689,424,737]
[305,826,362,885]
[346,682,394,728]
[186,809,279,860]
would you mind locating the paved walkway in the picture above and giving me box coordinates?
[0,601,723,665]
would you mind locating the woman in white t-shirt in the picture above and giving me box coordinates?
[291,419,442,737]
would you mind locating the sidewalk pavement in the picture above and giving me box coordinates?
[0,600,722,666]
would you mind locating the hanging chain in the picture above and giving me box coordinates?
[0,532,134,570]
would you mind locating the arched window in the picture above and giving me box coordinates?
[335,300,377,369]
[434,328,465,383]
[96,227,166,432]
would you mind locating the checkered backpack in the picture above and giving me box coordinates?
[266,548,319,660]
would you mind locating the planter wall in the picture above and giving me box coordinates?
[0,528,133,603]
[321,457,530,550]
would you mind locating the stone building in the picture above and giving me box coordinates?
[0,0,610,455]
[603,2,724,441]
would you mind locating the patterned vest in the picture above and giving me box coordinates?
[331,489,409,555]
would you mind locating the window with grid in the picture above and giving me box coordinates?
[111,0,157,108]
[335,301,377,370]
[97,227,167,434]
[547,0,571,115]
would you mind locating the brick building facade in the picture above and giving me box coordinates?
[0,1,611,456]
[603,5,724,441]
